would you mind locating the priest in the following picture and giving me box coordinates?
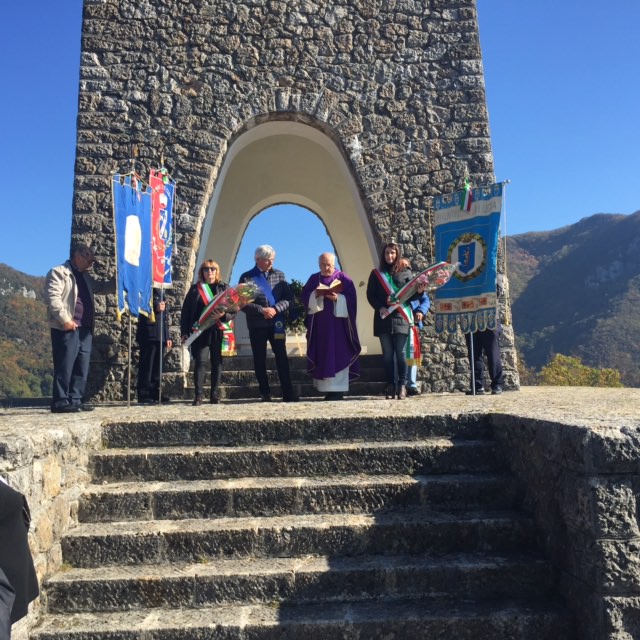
[301,253,361,400]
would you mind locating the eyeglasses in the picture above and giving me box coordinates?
[203,267,217,272]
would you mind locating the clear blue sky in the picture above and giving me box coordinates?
[1,0,638,280]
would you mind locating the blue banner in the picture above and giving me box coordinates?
[112,174,153,318]
[433,183,502,334]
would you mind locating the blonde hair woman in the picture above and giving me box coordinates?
[180,260,234,405]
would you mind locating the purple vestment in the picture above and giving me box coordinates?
[301,270,361,382]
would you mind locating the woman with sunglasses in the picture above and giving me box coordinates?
[180,260,234,405]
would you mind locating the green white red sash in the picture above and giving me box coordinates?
[196,282,225,328]
[374,270,421,366]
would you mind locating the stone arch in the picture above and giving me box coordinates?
[194,119,378,352]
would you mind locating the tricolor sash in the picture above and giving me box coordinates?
[374,270,421,365]
[196,282,226,329]
[373,270,414,325]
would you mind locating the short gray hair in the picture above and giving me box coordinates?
[319,252,336,264]
[254,245,275,260]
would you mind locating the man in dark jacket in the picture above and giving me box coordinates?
[0,480,39,634]
[136,289,172,403]
[239,245,298,402]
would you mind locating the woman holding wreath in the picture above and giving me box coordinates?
[181,259,234,405]
[366,242,426,400]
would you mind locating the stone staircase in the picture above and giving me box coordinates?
[186,353,386,400]
[33,415,574,639]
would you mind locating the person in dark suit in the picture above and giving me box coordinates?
[239,245,298,402]
[136,289,173,404]
[0,480,39,634]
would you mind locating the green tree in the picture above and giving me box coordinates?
[539,354,623,388]
[286,279,307,335]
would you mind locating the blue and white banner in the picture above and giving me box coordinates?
[112,174,153,319]
[433,182,502,334]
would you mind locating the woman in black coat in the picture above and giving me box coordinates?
[181,260,234,405]
[366,242,423,400]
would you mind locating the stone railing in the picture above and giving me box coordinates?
[0,417,102,640]
[492,415,640,640]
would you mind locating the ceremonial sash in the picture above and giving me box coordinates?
[196,282,225,329]
[247,266,286,339]
[374,270,421,366]
[373,270,414,325]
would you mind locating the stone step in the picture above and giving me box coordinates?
[78,473,519,522]
[60,508,536,568]
[213,381,387,400]
[218,354,384,372]
[44,552,554,613]
[101,414,493,449]
[211,367,386,385]
[31,596,572,639]
[91,438,503,483]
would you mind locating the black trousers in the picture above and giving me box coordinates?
[137,339,165,400]
[248,326,293,398]
[465,328,504,391]
[192,337,223,399]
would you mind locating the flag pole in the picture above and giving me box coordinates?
[127,313,132,407]
[469,331,476,395]
[158,288,164,404]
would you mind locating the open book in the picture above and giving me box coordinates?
[315,279,343,296]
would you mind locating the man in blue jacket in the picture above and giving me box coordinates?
[239,245,298,402]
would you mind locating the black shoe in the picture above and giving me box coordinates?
[406,387,420,396]
[283,395,300,403]
[465,388,486,395]
[491,386,503,395]
[324,392,344,401]
[78,404,96,412]
[385,384,395,399]
[210,395,219,404]
[192,396,203,406]
[261,394,272,402]
[51,405,81,413]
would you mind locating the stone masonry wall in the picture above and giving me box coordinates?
[0,418,102,640]
[73,0,518,400]
[492,416,640,640]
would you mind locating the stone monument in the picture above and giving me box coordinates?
[72,0,518,399]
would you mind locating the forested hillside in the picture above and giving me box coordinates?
[0,264,52,397]
[507,211,640,386]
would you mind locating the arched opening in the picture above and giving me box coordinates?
[196,120,379,353]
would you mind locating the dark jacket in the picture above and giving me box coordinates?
[180,281,233,349]
[366,267,417,336]
[239,267,293,331]
[0,481,39,624]
[136,289,170,344]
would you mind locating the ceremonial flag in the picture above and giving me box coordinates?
[149,168,175,288]
[434,182,502,334]
[112,174,153,319]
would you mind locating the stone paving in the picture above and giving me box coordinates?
[2,386,639,435]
